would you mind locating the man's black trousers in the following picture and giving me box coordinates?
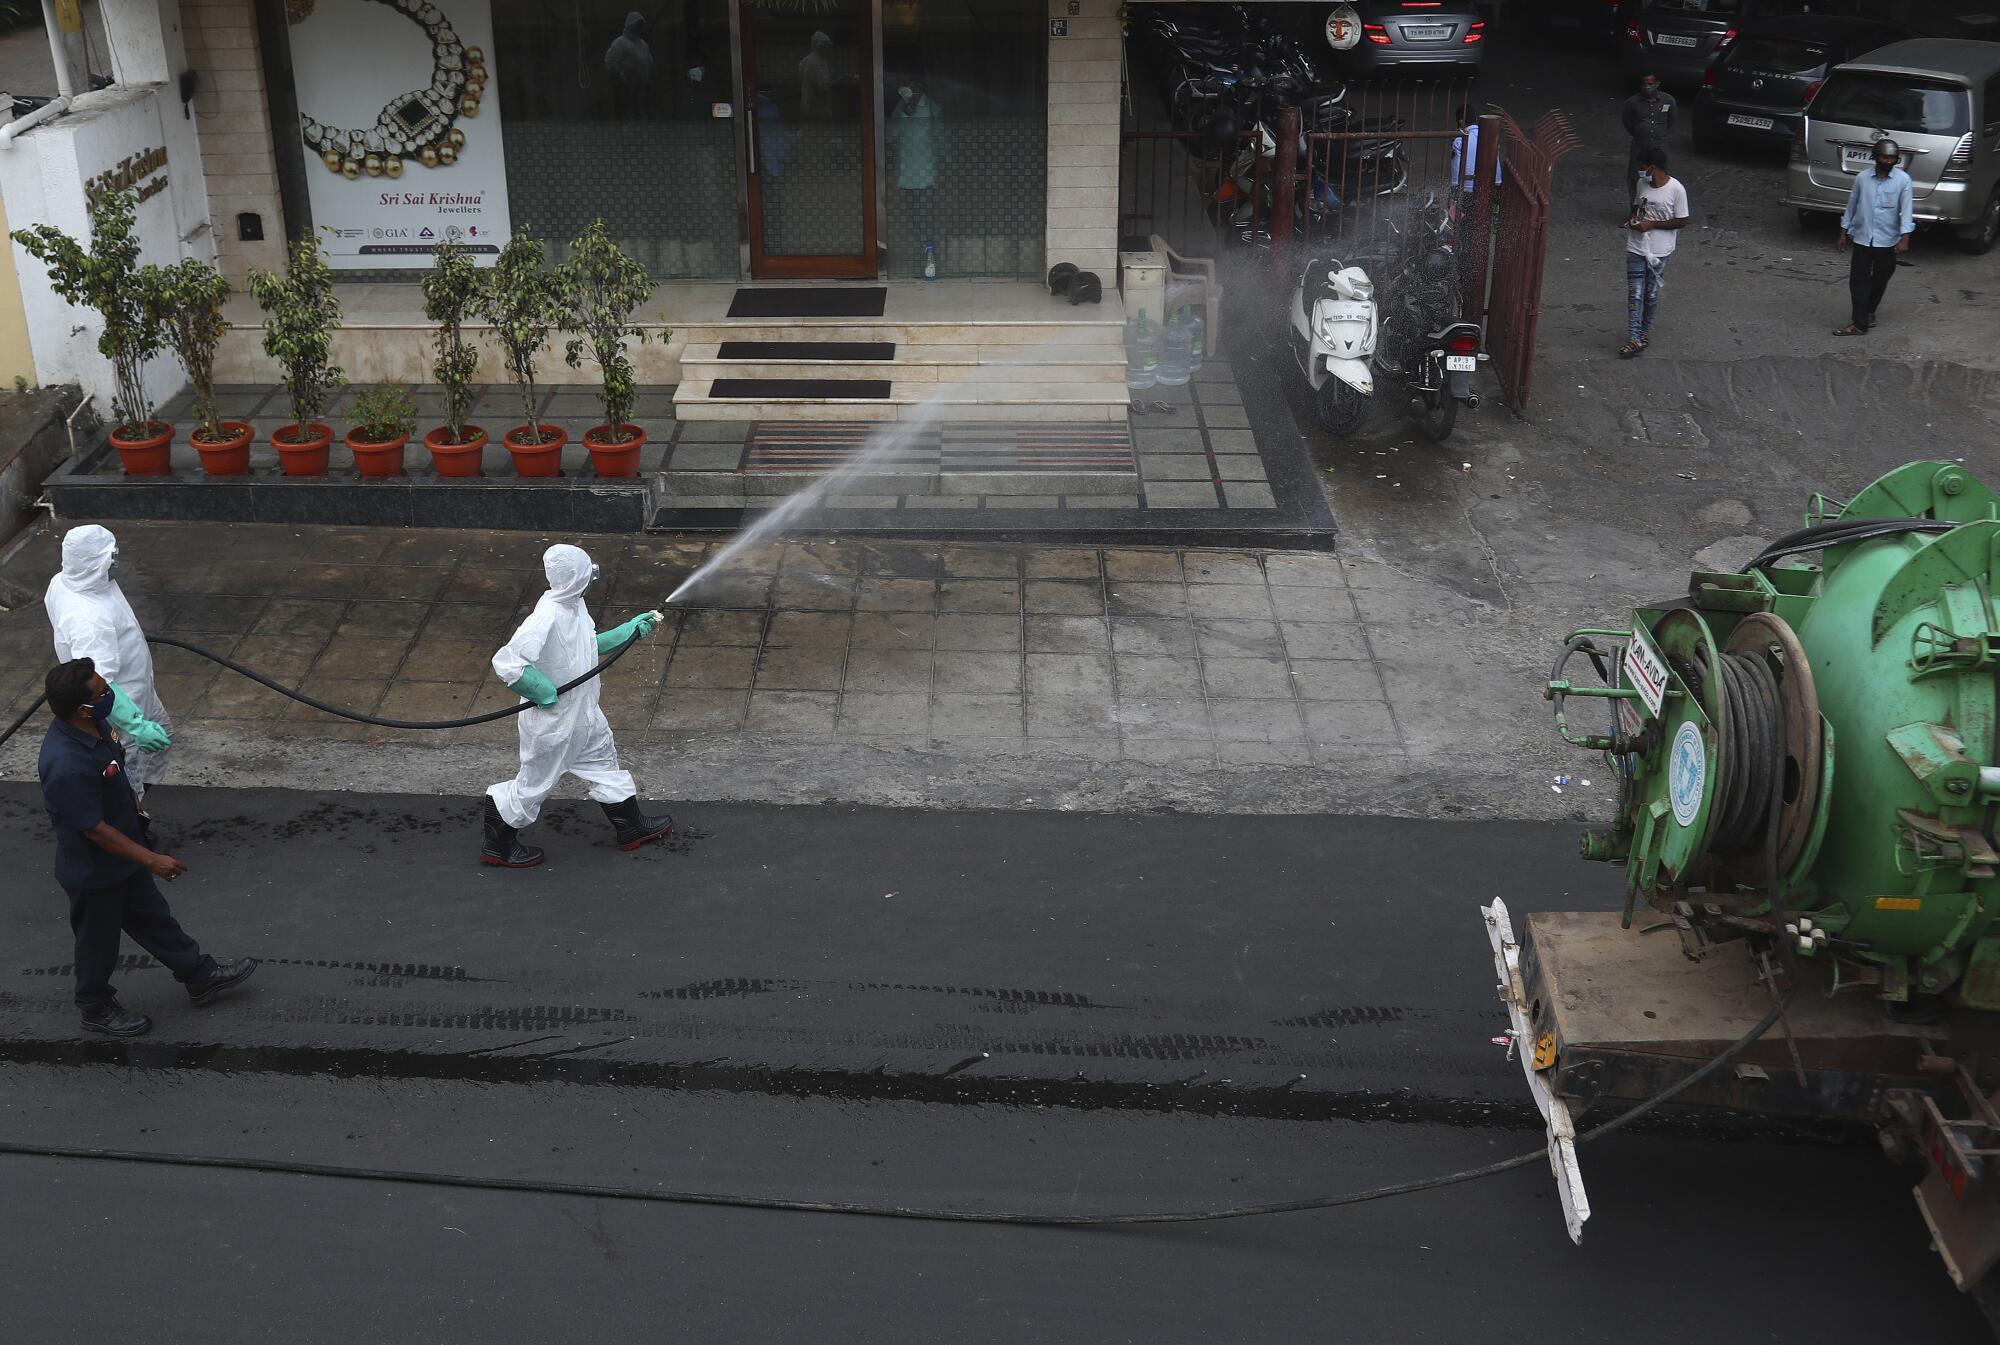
[1849,244,1898,328]
[64,871,214,1008]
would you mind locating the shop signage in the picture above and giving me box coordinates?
[85,146,168,208]
[285,0,512,268]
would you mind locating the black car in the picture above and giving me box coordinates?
[1692,13,1908,147]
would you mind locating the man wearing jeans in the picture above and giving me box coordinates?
[1621,144,1689,357]
[1834,138,1914,336]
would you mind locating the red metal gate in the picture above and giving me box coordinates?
[1471,110,1578,412]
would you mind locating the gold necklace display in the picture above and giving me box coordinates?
[297,0,486,180]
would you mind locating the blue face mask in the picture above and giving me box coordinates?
[86,690,115,723]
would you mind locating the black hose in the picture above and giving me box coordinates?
[0,630,646,749]
[1745,517,1955,573]
[0,987,1793,1228]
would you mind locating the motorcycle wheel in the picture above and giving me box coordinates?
[1416,389,1458,443]
[1315,379,1368,437]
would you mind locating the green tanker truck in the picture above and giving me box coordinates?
[1493,460,2000,1319]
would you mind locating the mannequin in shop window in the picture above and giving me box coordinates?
[889,78,938,275]
[604,11,654,121]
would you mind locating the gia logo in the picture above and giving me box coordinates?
[1669,721,1705,828]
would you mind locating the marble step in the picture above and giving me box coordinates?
[681,342,1126,386]
[672,320,1124,349]
[673,378,1131,423]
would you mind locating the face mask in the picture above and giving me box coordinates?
[87,690,114,723]
[1641,85,1659,98]
[107,554,121,581]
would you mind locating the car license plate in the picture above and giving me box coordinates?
[1446,354,1478,371]
[1402,24,1449,39]
[1841,144,1873,173]
[1726,113,1774,130]
[1656,33,1697,47]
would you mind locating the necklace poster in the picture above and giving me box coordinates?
[285,0,512,267]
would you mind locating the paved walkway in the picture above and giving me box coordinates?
[0,521,1565,818]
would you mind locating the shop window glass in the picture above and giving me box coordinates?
[492,0,738,277]
[881,0,1047,279]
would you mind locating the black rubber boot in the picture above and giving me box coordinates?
[481,796,545,868]
[188,957,260,1006]
[601,796,673,851]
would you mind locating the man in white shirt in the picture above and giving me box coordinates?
[1621,144,1689,357]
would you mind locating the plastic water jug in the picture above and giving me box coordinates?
[1186,307,1205,375]
[923,242,937,282]
[1156,308,1192,387]
[1124,312,1158,390]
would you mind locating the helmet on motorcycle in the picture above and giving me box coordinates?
[1066,271,1103,305]
[1207,110,1240,148]
[1420,248,1453,279]
[1047,263,1078,297]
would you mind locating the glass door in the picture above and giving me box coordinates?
[740,0,878,279]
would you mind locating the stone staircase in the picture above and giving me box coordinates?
[670,314,1129,423]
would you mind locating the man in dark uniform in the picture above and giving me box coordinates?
[37,658,257,1037]
[1620,72,1675,211]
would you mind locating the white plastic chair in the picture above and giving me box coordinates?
[1149,234,1224,358]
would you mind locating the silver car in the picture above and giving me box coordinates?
[1785,38,2000,254]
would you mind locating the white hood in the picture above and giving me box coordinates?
[543,544,595,603]
[58,524,118,594]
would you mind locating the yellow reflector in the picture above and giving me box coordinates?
[1532,1031,1557,1071]
[1875,897,1923,911]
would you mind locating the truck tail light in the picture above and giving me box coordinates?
[1944,132,1975,180]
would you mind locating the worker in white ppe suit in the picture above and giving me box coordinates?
[45,525,172,819]
[481,543,672,868]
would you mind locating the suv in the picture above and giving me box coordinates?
[1692,14,1907,148]
[1785,39,2000,253]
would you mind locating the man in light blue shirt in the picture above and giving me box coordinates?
[1835,137,1914,335]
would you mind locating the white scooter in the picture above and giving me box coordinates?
[1289,256,1377,435]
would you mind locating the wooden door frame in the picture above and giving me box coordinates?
[740,0,880,280]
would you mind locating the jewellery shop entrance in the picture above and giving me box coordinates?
[738,0,878,279]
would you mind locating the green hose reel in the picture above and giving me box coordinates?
[1549,461,2000,1008]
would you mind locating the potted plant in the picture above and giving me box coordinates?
[11,190,173,475]
[343,385,416,477]
[555,219,659,478]
[247,233,344,476]
[421,234,487,477]
[156,257,250,475]
[476,228,562,477]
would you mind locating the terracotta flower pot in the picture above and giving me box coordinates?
[425,424,487,478]
[345,428,409,478]
[272,422,334,477]
[504,423,566,478]
[583,423,646,478]
[108,421,173,476]
[190,420,254,476]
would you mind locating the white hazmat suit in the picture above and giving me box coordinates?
[485,545,638,828]
[45,525,172,796]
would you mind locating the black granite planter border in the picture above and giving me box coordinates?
[47,441,647,533]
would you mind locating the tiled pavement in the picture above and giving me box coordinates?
[0,523,1412,770]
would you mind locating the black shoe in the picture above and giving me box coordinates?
[602,797,673,851]
[80,1000,152,1037]
[188,957,259,1006]
[481,796,545,868]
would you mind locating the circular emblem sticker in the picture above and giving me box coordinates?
[1668,721,1706,828]
[1325,3,1361,51]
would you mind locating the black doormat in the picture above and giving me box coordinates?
[717,340,896,361]
[726,287,887,318]
[707,378,892,400]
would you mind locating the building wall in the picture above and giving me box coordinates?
[1044,0,1120,278]
[0,186,37,388]
[181,0,286,278]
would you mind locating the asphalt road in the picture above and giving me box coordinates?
[0,785,1986,1341]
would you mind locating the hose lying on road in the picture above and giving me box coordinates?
[0,630,645,749]
[0,989,1792,1228]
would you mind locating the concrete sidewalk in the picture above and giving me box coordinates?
[0,521,1571,819]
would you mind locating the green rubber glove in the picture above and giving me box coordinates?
[508,666,559,708]
[596,610,660,654]
[106,682,170,753]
